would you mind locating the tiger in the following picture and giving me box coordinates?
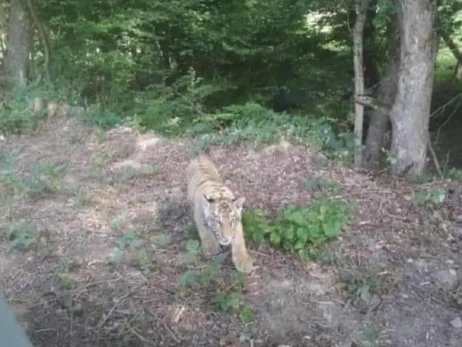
[186,155,254,273]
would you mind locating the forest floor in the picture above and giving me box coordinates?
[1,116,462,347]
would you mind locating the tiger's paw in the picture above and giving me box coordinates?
[202,240,222,259]
[233,253,254,274]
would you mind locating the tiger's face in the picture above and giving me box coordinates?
[203,195,245,246]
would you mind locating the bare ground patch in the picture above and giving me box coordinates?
[1,119,462,347]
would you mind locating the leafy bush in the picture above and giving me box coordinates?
[211,287,256,323]
[243,198,354,259]
[444,168,462,181]
[412,188,446,208]
[82,106,124,129]
[190,101,355,154]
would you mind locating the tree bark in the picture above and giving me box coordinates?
[363,0,379,90]
[353,0,369,168]
[389,0,437,179]
[363,82,394,169]
[4,0,31,89]
[363,17,400,170]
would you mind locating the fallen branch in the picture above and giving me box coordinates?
[428,137,443,179]
[97,289,136,329]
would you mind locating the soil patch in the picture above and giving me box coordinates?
[1,118,461,346]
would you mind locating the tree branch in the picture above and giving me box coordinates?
[439,29,462,64]
[24,0,51,82]
[354,95,391,113]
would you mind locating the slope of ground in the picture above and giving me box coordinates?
[0,117,462,347]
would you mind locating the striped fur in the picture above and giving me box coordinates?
[186,155,254,273]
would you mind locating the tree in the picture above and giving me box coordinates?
[388,0,437,179]
[352,0,369,168]
[3,0,31,89]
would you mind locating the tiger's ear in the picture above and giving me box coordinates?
[233,197,245,212]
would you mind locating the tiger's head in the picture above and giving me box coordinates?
[202,194,245,246]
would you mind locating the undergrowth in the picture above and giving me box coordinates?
[0,154,67,200]
[243,197,354,259]
[0,83,83,135]
[2,222,49,251]
[0,77,355,165]
[0,89,40,134]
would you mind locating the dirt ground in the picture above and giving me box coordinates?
[1,117,462,347]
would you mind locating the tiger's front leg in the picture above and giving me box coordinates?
[195,211,221,258]
[231,226,254,273]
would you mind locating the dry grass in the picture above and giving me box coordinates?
[1,117,462,347]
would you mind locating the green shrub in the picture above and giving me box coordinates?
[2,222,43,251]
[243,197,354,259]
[0,88,37,134]
[82,106,123,129]
[445,168,462,181]
[412,188,446,207]
[0,83,82,135]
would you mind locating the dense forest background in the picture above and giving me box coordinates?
[1,0,462,180]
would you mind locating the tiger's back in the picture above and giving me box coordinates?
[187,155,235,205]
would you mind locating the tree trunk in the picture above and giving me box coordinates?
[363,0,379,90]
[389,0,437,179]
[353,0,369,168]
[363,81,394,169]
[363,17,400,169]
[4,0,31,89]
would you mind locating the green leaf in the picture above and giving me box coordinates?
[296,227,309,243]
[186,239,200,253]
[358,284,371,302]
[211,292,229,312]
[150,233,172,247]
[110,247,124,262]
[239,306,256,324]
[179,270,200,289]
[269,231,281,245]
[285,226,295,240]
[130,238,144,249]
[288,210,305,225]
